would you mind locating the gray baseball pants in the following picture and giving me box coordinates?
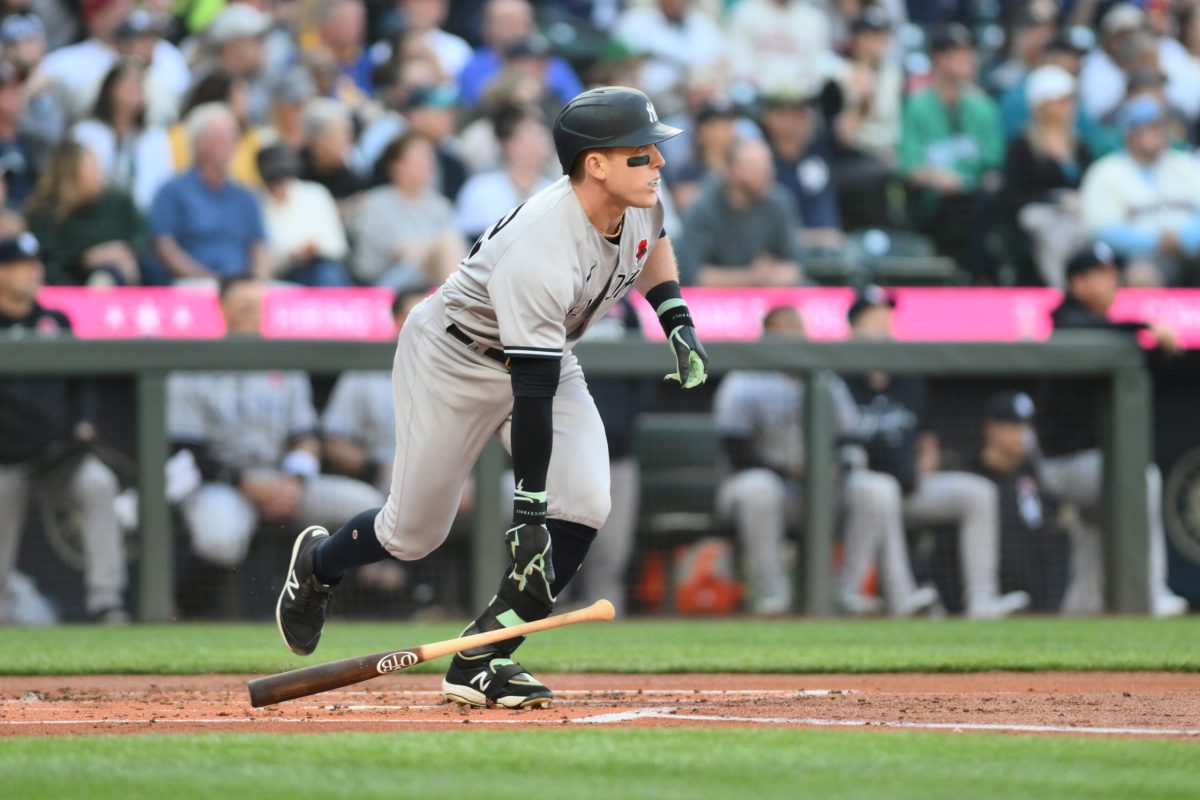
[0,454,126,620]
[1040,448,1174,615]
[374,293,612,561]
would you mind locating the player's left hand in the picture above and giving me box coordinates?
[506,522,555,606]
[665,325,709,389]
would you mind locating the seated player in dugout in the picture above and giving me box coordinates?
[275,86,709,708]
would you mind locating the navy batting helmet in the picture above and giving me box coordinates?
[552,86,684,175]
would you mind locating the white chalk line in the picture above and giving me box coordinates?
[4,709,1199,737]
[570,708,1200,737]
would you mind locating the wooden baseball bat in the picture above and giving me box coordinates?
[247,599,615,708]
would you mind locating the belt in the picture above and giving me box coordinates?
[446,323,506,364]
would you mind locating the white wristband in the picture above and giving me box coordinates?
[280,450,320,477]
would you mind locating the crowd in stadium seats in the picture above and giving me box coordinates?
[0,0,1197,289]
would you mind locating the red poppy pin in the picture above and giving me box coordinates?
[636,239,648,260]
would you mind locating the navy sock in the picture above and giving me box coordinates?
[313,508,390,584]
[548,519,597,597]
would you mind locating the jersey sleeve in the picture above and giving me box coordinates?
[713,374,758,437]
[488,251,573,360]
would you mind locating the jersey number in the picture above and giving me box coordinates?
[468,203,527,259]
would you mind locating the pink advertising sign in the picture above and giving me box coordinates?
[37,287,226,338]
[33,286,1200,347]
[260,287,397,340]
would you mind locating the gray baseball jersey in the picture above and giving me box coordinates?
[441,176,665,360]
[167,371,317,469]
[321,371,394,465]
[714,371,860,476]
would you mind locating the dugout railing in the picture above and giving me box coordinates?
[0,333,1151,619]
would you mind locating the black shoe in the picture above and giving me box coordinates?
[276,526,338,656]
[442,654,554,709]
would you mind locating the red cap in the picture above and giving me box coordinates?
[83,0,122,19]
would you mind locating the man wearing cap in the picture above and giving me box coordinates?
[1079,2,1150,122]
[844,287,1031,618]
[678,137,804,286]
[0,232,130,624]
[899,22,1004,281]
[1038,243,1187,616]
[759,91,843,253]
[1080,93,1200,286]
[203,3,275,126]
[973,391,1069,611]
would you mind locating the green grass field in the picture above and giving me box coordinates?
[3,617,1199,799]
[1,616,1198,674]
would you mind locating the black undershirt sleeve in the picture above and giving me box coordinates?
[509,356,561,497]
[722,435,767,473]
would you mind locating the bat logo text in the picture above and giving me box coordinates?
[376,651,420,674]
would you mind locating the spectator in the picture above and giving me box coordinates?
[2,13,70,167]
[663,99,739,213]
[844,287,1031,618]
[973,391,1069,612]
[316,0,375,98]
[25,141,146,286]
[256,144,352,286]
[1000,65,1092,287]
[201,3,274,126]
[149,103,270,282]
[0,231,129,623]
[1079,2,1151,123]
[299,97,364,219]
[350,132,463,288]
[35,0,189,122]
[1165,6,1200,131]
[0,62,40,210]
[398,85,467,201]
[831,6,903,231]
[71,57,173,213]
[398,0,472,81]
[714,305,939,616]
[998,31,1120,159]
[899,23,1004,281]
[984,0,1059,97]
[457,0,583,108]
[167,276,384,568]
[727,0,833,99]
[1040,244,1188,617]
[113,9,189,127]
[454,106,553,241]
[611,0,727,100]
[268,64,318,150]
[1081,94,1200,286]
[168,70,269,188]
[678,137,803,287]
[758,91,843,253]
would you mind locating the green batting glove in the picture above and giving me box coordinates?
[665,325,709,389]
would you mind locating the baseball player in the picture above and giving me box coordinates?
[276,86,708,708]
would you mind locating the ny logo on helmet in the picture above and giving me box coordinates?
[646,102,659,123]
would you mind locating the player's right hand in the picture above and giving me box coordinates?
[665,325,709,389]
[506,522,555,606]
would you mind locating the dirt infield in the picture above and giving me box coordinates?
[3,673,1199,738]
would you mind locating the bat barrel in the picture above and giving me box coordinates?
[248,652,400,708]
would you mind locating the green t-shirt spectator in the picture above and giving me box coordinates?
[899,88,1005,214]
[28,189,149,285]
